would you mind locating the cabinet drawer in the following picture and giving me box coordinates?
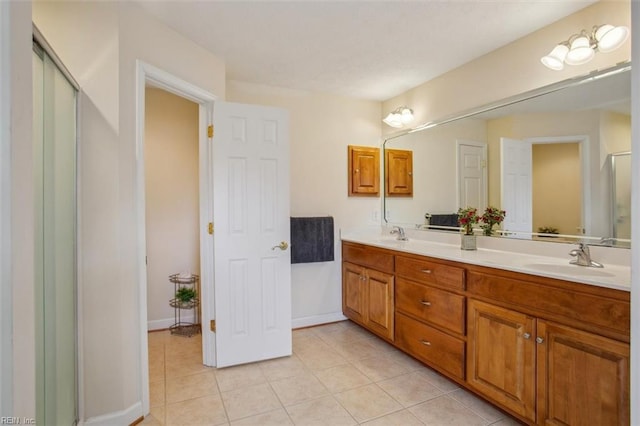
[396,278,465,334]
[343,242,394,273]
[395,312,465,380]
[396,256,464,290]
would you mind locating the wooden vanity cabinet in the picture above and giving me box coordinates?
[341,241,630,425]
[342,243,395,341]
[466,299,536,421]
[394,254,467,379]
[537,320,629,425]
[466,270,630,425]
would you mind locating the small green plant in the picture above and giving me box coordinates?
[538,226,559,236]
[175,287,196,303]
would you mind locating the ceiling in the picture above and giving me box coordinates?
[135,0,598,101]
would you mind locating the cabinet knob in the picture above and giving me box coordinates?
[536,337,545,344]
[420,300,432,306]
[420,269,432,274]
[523,333,531,339]
[360,275,366,281]
[354,169,360,173]
[420,340,431,346]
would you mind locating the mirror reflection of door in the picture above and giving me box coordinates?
[456,140,487,212]
[500,137,532,238]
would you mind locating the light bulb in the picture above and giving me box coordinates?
[565,34,594,65]
[595,24,629,53]
[400,108,414,124]
[541,43,569,70]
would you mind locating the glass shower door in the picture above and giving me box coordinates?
[33,41,78,426]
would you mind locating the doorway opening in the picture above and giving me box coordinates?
[144,87,200,334]
[135,62,217,416]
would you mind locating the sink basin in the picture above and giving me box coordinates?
[373,238,407,245]
[523,263,615,278]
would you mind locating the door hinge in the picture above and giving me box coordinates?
[210,320,216,332]
[208,222,214,235]
[207,125,214,138]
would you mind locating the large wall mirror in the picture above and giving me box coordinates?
[383,63,631,248]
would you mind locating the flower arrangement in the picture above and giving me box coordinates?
[480,206,506,236]
[457,207,479,235]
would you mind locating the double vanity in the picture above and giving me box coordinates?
[341,229,630,425]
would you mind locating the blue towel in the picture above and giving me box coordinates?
[290,217,334,264]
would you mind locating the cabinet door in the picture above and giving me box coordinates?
[348,146,380,196]
[366,268,395,341]
[385,149,413,196]
[342,262,367,324]
[537,321,629,425]
[467,299,536,421]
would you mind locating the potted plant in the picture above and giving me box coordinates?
[457,207,479,250]
[480,206,506,236]
[175,286,197,308]
[538,226,559,237]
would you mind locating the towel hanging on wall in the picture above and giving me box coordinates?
[290,216,334,264]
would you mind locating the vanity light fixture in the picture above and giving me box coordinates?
[541,24,629,71]
[383,106,414,128]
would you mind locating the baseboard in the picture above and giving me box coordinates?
[292,312,348,329]
[147,314,195,331]
[81,401,142,426]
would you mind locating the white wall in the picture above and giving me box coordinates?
[145,88,200,330]
[384,118,487,224]
[227,81,381,326]
[630,2,639,425]
[33,1,225,422]
[0,0,11,417]
[7,1,35,420]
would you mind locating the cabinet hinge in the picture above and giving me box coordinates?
[210,320,216,332]
[208,222,214,235]
[207,125,214,138]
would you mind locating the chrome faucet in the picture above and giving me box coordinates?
[598,237,616,247]
[390,226,408,241]
[569,243,603,268]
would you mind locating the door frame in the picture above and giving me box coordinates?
[134,61,217,415]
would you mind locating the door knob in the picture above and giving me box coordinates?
[271,241,289,251]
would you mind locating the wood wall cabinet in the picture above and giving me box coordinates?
[348,145,379,196]
[385,148,413,196]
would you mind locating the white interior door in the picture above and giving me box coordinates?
[501,137,532,237]
[457,140,487,211]
[213,102,291,368]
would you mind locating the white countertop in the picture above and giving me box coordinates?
[341,228,631,292]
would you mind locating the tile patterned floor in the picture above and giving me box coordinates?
[143,320,523,425]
